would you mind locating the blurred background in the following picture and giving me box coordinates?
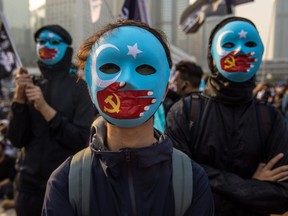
[0,0,287,86]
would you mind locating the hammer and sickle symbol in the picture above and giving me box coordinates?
[104,93,121,113]
[224,56,236,69]
[39,49,45,57]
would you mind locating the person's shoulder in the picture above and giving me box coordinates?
[67,73,86,84]
[48,156,72,187]
[168,95,188,113]
[191,160,206,178]
[190,160,211,193]
[255,98,281,117]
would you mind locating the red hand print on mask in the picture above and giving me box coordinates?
[39,47,58,59]
[220,51,256,72]
[97,82,155,119]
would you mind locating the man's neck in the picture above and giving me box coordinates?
[106,118,157,151]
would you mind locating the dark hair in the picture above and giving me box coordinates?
[175,60,203,88]
[207,16,258,74]
[77,19,172,70]
[34,24,72,45]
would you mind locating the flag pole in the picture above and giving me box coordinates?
[0,11,22,67]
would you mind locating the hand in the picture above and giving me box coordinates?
[25,84,47,111]
[25,83,57,122]
[252,153,288,182]
[13,67,33,104]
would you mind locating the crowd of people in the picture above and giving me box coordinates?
[0,16,287,216]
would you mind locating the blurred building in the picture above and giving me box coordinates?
[1,0,287,81]
[150,0,198,65]
[258,0,288,82]
[273,0,288,60]
[0,0,196,67]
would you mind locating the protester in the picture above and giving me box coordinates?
[41,19,214,216]
[282,86,288,125]
[0,141,15,200]
[154,60,203,132]
[172,60,203,97]
[7,24,95,216]
[165,16,288,215]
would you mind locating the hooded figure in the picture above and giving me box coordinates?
[41,20,215,216]
[165,16,288,216]
[204,16,264,104]
[33,24,74,80]
[8,24,95,216]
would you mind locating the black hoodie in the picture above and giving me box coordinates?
[165,17,288,216]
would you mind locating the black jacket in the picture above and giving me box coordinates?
[41,117,214,216]
[8,56,95,194]
[165,75,288,216]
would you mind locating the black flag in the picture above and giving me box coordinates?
[0,11,21,79]
[180,0,254,34]
[119,0,151,25]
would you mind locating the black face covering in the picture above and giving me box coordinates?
[203,68,255,104]
[37,47,73,80]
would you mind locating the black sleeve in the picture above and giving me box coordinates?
[8,102,31,148]
[42,157,75,216]
[165,98,193,157]
[48,80,95,151]
[8,157,16,181]
[265,107,288,167]
[202,164,288,215]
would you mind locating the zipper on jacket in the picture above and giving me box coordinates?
[125,150,137,216]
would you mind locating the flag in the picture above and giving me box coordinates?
[0,12,21,79]
[180,0,219,34]
[227,0,254,6]
[180,0,254,34]
[119,0,151,25]
[89,0,103,23]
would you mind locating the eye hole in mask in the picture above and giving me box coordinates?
[136,64,156,75]
[99,63,120,74]
[223,42,235,48]
[245,41,257,47]
[37,39,63,46]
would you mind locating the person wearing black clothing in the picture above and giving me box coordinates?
[0,142,15,200]
[8,25,95,216]
[41,20,214,216]
[165,17,288,215]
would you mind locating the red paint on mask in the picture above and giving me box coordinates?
[97,82,155,119]
[220,51,256,72]
[38,47,58,59]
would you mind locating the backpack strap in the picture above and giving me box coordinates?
[69,147,92,216]
[183,93,202,156]
[172,147,193,216]
[69,146,193,216]
[190,94,201,122]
